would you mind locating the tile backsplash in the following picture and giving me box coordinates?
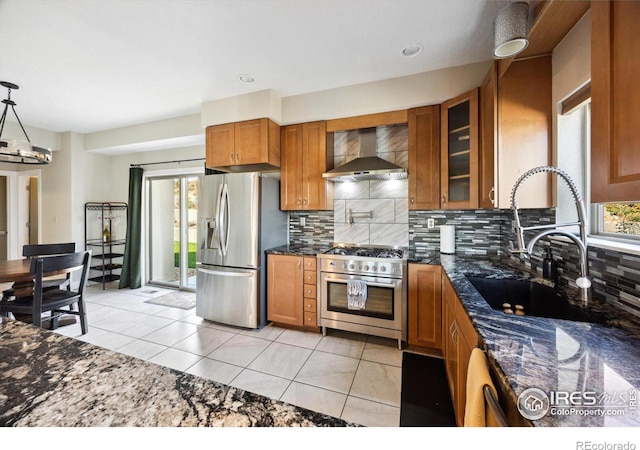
[332,124,409,247]
[333,179,408,247]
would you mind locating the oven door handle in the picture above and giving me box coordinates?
[323,277,398,288]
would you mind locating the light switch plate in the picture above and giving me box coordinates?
[427,218,435,229]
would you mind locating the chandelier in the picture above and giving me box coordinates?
[0,81,52,164]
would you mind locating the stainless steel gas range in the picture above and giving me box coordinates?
[316,244,407,349]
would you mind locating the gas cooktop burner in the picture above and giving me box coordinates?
[323,246,404,259]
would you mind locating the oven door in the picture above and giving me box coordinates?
[319,271,404,331]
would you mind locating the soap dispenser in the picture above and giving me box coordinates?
[542,248,557,283]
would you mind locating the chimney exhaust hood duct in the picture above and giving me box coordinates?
[322,127,407,182]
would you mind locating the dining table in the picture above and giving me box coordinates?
[0,258,77,326]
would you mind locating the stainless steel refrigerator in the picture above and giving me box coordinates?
[196,172,287,328]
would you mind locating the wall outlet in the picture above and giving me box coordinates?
[427,218,435,229]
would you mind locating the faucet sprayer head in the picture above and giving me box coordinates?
[576,277,591,289]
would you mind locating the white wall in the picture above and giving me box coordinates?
[282,61,491,125]
[109,145,206,204]
[199,61,491,127]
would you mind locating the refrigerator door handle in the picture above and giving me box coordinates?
[215,182,225,256]
[220,183,230,256]
[197,267,255,278]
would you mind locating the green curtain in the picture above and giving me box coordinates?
[119,167,143,289]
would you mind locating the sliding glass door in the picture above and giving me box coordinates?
[148,175,200,290]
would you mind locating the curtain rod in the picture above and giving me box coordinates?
[130,157,205,168]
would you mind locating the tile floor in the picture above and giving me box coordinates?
[52,282,406,427]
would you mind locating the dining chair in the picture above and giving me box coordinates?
[22,243,76,291]
[0,251,91,334]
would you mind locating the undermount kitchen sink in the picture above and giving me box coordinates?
[466,277,605,324]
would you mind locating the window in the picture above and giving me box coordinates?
[597,203,640,240]
[558,84,640,244]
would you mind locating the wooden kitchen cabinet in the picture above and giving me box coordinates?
[206,118,280,171]
[267,254,318,329]
[591,1,640,203]
[408,105,441,210]
[440,89,479,209]
[280,121,334,210]
[302,256,319,329]
[408,264,442,350]
[479,57,552,209]
[267,254,303,326]
[442,272,478,426]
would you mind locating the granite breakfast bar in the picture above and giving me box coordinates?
[0,318,353,427]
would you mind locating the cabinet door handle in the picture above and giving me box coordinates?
[489,187,495,206]
[442,194,447,207]
[230,153,234,163]
[235,153,239,163]
[410,196,415,206]
[298,259,302,269]
[303,198,308,206]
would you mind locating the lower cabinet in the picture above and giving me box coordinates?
[408,264,442,350]
[442,272,478,426]
[267,254,318,329]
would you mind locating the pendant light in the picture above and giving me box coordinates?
[0,81,52,164]
[493,2,530,59]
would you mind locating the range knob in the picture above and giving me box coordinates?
[371,266,377,271]
[380,266,387,272]
[364,265,370,271]
[343,262,348,269]
[349,264,355,270]
[358,264,363,270]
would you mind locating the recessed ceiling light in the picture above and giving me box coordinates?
[239,74,255,84]
[401,43,422,57]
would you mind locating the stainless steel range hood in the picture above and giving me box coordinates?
[322,128,407,182]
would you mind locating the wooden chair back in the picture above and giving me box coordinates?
[30,251,91,296]
[23,243,76,258]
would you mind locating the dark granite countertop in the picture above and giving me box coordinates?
[430,254,640,427]
[0,319,354,427]
[265,244,331,257]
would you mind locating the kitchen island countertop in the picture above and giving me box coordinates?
[0,318,354,427]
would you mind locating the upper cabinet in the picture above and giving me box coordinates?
[440,89,479,209]
[280,121,334,210]
[205,118,280,172]
[480,56,552,209]
[591,1,640,203]
[408,105,440,210]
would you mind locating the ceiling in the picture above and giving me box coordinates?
[0,0,513,135]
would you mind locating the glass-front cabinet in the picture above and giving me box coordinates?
[440,88,479,209]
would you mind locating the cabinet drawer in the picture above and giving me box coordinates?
[304,312,317,327]
[303,257,317,271]
[304,298,317,313]
[303,284,317,299]
[303,270,316,284]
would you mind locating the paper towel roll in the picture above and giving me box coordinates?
[440,225,455,254]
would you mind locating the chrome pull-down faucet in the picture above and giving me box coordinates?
[510,166,591,303]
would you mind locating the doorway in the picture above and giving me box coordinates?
[147,174,200,290]
[0,169,40,260]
